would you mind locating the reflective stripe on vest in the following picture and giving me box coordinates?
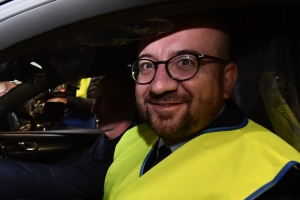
[104,120,300,200]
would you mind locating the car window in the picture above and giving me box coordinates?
[0,78,98,132]
[26,78,99,131]
[0,1,299,142]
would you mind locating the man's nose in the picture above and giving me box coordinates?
[149,64,178,95]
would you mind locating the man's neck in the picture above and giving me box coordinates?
[105,120,132,140]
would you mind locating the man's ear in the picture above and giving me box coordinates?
[222,62,238,99]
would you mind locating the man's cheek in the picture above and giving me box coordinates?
[135,86,147,101]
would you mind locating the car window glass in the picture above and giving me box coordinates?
[22,79,98,131]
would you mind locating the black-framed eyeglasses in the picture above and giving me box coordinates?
[128,53,229,84]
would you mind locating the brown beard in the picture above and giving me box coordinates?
[137,91,223,144]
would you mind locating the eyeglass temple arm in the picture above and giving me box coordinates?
[200,55,229,64]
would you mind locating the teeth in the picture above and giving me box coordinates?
[160,104,173,106]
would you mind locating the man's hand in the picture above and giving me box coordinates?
[47,97,67,104]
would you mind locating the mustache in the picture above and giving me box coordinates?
[145,92,191,104]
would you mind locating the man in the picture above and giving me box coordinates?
[91,75,136,139]
[103,15,300,199]
[0,74,136,199]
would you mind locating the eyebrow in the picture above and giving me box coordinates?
[138,49,201,60]
[138,53,153,60]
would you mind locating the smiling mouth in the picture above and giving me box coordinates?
[148,102,185,111]
[152,103,182,106]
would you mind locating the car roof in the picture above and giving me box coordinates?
[1,0,299,53]
[0,0,167,52]
[0,0,299,85]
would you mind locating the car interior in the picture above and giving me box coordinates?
[0,2,299,166]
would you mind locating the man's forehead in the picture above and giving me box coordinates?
[138,27,228,58]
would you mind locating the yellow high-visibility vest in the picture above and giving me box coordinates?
[104,120,300,200]
[76,78,91,98]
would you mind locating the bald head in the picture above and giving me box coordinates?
[139,14,231,60]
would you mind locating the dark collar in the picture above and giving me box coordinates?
[205,98,245,130]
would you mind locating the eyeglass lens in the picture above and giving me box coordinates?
[132,54,199,84]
